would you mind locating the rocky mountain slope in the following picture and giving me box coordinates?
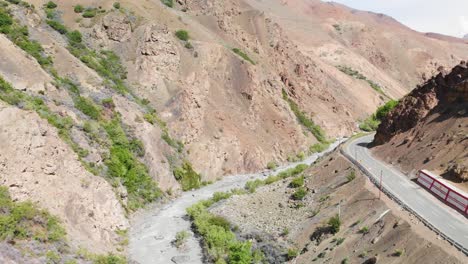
[209,152,466,263]
[373,63,468,189]
[0,0,467,260]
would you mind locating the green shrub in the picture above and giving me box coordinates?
[184,42,193,49]
[74,5,84,13]
[287,248,298,260]
[359,99,398,131]
[45,1,57,9]
[82,8,97,18]
[289,176,304,188]
[282,89,327,143]
[0,10,12,28]
[173,162,201,191]
[93,254,126,264]
[336,237,345,245]
[359,115,380,132]
[175,30,189,41]
[103,118,162,210]
[292,187,307,200]
[5,0,20,5]
[113,2,121,9]
[341,258,349,264]
[74,96,101,120]
[67,30,82,43]
[212,192,232,202]
[129,139,145,157]
[359,226,369,234]
[161,0,173,8]
[46,19,67,34]
[309,142,330,153]
[328,215,341,234]
[174,231,190,248]
[393,249,404,257]
[187,199,254,263]
[266,161,277,170]
[346,170,356,182]
[232,48,255,65]
[245,179,264,193]
[0,187,66,242]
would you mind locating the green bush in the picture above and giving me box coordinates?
[74,5,84,13]
[266,161,277,170]
[67,30,82,43]
[0,187,66,242]
[232,48,255,65]
[175,30,189,41]
[282,89,327,143]
[46,19,67,34]
[184,42,193,49]
[103,118,161,210]
[393,249,404,257]
[292,187,307,200]
[113,2,121,9]
[174,231,190,248]
[174,162,201,191]
[309,142,330,154]
[328,214,341,234]
[161,0,173,8]
[0,10,12,28]
[359,226,369,234]
[287,248,298,260]
[359,99,399,131]
[187,199,254,263]
[346,170,356,182]
[82,8,97,18]
[5,0,20,5]
[74,96,101,120]
[45,1,57,9]
[289,176,304,188]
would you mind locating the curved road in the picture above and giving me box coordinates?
[343,134,468,253]
[129,139,345,264]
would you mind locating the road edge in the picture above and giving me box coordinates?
[340,135,468,256]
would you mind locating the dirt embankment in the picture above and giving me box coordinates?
[373,63,468,188]
[211,152,466,263]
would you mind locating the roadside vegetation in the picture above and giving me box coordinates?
[173,162,202,191]
[187,189,264,263]
[359,99,399,131]
[245,164,309,193]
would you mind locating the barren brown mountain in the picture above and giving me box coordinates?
[0,0,467,261]
[373,63,468,190]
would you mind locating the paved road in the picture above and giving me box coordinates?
[344,134,468,253]
[129,139,345,264]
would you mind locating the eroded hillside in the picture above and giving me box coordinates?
[373,63,468,189]
[0,0,467,261]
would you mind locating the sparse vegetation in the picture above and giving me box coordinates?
[245,163,308,193]
[45,1,57,9]
[341,257,349,264]
[393,249,405,257]
[282,89,328,143]
[359,226,369,234]
[175,30,189,41]
[82,8,97,18]
[174,231,190,248]
[309,142,330,154]
[187,198,255,263]
[359,99,399,131]
[287,248,298,260]
[0,186,66,242]
[113,2,121,9]
[74,96,101,120]
[0,7,52,66]
[173,162,202,191]
[103,118,162,211]
[74,5,84,13]
[232,48,256,65]
[346,170,356,182]
[46,19,68,34]
[328,214,341,234]
[337,65,387,96]
[266,161,278,170]
[161,0,174,8]
[289,176,304,188]
[292,187,308,200]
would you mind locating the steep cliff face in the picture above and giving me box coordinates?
[373,63,468,186]
[374,63,468,145]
